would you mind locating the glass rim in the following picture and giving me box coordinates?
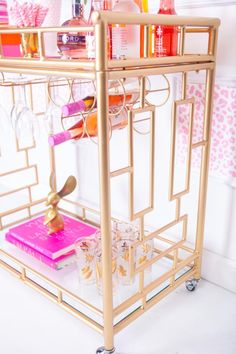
[74,236,98,250]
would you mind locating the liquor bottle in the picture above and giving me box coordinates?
[139,0,146,58]
[86,0,112,59]
[61,91,139,116]
[154,0,178,57]
[57,0,87,59]
[48,110,128,146]
[112,0,140,59]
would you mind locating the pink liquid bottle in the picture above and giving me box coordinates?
[57,0,87,59]
[154,0,178,57]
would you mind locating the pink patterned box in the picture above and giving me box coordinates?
[177,83,236,179]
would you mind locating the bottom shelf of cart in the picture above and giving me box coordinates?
[0,228,195,332]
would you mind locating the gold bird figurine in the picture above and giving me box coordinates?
[44,173,77,234]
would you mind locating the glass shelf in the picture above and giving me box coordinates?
[0,213,194,330]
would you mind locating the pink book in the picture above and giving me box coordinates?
[2,44,22,57]
[6,232,75,270]
[7,214,97,260]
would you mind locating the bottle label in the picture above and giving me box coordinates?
[154,26,166,56]
[112,24,140,60]
[86,32,111,60]
[58,34,86,46]
[86,34,95,59]
[154,25,178,57]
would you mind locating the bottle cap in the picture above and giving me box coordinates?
[48,131,71,146]
[61,100,86,116]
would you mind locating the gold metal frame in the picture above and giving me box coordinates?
[169,98,194,200]
[0,12,220,353]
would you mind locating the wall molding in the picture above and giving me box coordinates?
[202,248,236,293]
[176,0,236,9]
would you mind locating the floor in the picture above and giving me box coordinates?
[0,267,235,354]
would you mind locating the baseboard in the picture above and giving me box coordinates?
[176,0,236,9]
[201,249,236,293]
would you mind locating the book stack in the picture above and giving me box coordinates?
[0,1,22,58]
[5,214,97,270]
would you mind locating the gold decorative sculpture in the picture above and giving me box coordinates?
[44,173,77,234]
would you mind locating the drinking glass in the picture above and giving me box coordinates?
[94,229,117,246]
[75,237,98,285]
[136,238,154,272]
[96,245,118,295]
[10,76,39,141]
[44,77,71,135]
[43,101,62,135]
[113,220,139,242]
[116,239,136,286]
[0,95,11,136]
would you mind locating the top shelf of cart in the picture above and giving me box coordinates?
[0,12,220,80]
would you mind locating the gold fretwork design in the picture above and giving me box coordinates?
[169,97,195,200]
[0,12,220,352]
[128,106,155,220]
[0,81,45,229]
[130,215,188,274]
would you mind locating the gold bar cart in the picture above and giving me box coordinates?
[0,12,220,354]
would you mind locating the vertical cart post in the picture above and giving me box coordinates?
[195,67,216,279]
[93,12,115,353]
[195,25,219,279]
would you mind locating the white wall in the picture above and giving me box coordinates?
[176,0,236,293]
[1,0,236,293]
[160,0,236,292]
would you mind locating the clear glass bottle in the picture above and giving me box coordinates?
[112,0,140,59]
[57,0,87,59]
[86,0,112,59]
[154,0,178,57]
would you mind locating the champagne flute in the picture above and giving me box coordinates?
[44,77,71,135]
[0,73,11,137]
[10,75,39,141]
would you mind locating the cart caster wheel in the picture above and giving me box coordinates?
[96,346,115,354]
[185,279,198,292]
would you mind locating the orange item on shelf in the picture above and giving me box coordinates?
[139,0,149,57]
[1,32,21,45]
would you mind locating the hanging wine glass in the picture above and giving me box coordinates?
[10,75,39,142]
[0,72,11,136]
[44,77,71,135]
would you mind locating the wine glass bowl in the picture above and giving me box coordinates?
[10,75,39,142]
